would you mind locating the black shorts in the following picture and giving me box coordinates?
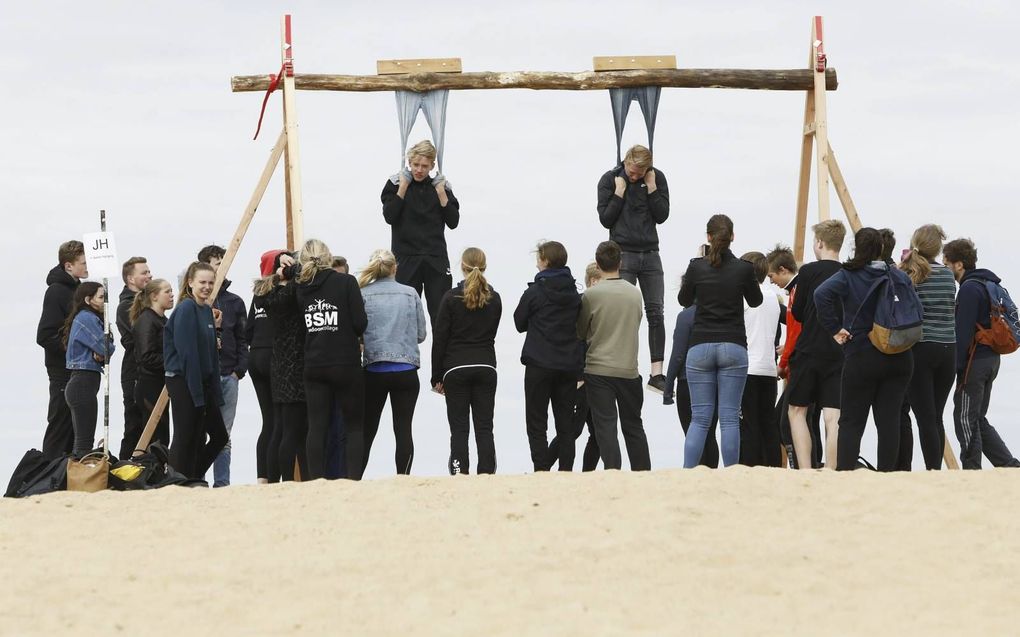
[787,352,843,409]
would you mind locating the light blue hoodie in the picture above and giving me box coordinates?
[361,277,427,367]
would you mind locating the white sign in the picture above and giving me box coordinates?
[82,231,120,280]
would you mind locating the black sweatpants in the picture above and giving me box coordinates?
[278,401,308,481]
[165,375,228,480]
[249,348,277,481]
[584,373,650,471]
[65,370,101,457]
[740,375,781,467]
[904,341,956,470]
[444,366,497,475]
[118,378,144,459]
[395,255,452,330]
[305,365,365,480]
[837,347,913,471]
[953,355,1020,469]
[364,369,420,475]
[524,366,578,471]
[546,385,600,471]
[43,366,74,458]
[675,378,719,468]
[134,373,170,449]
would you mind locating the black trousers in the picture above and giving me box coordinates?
[364,369,420,475]
[304,365,365,480]
[118,378,144,459]
[954,355,1020,469]
[249,348,277,481]
[675,378,719,468]
[524,366,578,471]
[42,366,74,458]
[134,373,170,449]
[444,366,497,475]
[165,375,228,480]
[837,348,913,471]
[66,370,101,457]
[546,386,600,471]
[395,255,452,329]
[278,401,308,481]
[584,373,650,471]
[903,341,956,470]
[740,375,781,467]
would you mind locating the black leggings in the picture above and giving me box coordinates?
[249,348,278,481]
[837,347,913,471]
[363,369,420,475]
[165,375,228,480]
[277,401,308,481]
[740,375,781,467]
[66,370,101,457]
[444,366,497,475]
[905,341,955,470]
[304,365,365,480]
[675,378,719,468]
[524,366,577,471]
[134,374,170,449]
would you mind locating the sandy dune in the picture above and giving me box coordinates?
[1,468,1018,636]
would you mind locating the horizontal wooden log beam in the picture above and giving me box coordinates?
[231,68,838,93]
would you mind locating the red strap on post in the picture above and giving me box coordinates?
[814,16,827,73]
[252,63,285,140]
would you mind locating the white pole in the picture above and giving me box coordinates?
[100,210,110,459]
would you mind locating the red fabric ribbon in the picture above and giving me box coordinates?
[253,63,286,140]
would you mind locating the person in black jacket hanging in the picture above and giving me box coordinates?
[596,144,670,394]
[129,278,173,446]
[381,139,460,328]
[513,240,584,471]
[116,256,152,458]
[36,240,86,458]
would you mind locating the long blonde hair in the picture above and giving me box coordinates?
[296,238,333,285]
[900,224,947,285]
[253,273,278,297]
[358,249,397,288]
[460,247,492,310]
[130,279,170,324]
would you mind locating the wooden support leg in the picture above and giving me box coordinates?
[793,90,814,262]
[281,15,304,250]
[944,439,960,470]
[811,18,831,224]
[826,141,862,232]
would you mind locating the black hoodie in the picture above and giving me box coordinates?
[513,268,584,373]
[294,269,368,368]
[956,268,1002,372]
[432,281,502,385]
[596,165,670,252]
[117,287,139,381]
[36,265,80,369]
[381,178,460,263]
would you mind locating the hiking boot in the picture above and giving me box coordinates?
[647,374,667,395]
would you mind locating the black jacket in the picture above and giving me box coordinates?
[790,260,844,362]
[36,265,80,369]
[678,250,763,348]
[432,282,502,385]
[262,282,306,403]
[513,268,583,373]
[294,269,368,369]
[213,280,249,379]
[381,178,460,263]
[245,292,274,350]
[117,287,139,382]
[132,307,167,378]
[596,165,670,252]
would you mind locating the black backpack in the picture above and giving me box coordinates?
[5,449,68,498]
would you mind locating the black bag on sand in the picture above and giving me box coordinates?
[121,442,207,489]
[5,449,68,498]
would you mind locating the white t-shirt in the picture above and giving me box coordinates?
[744,283,782,377]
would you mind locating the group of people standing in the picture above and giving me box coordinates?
[34,140,1016,484]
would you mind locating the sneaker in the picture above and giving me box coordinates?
[647,374,667,395]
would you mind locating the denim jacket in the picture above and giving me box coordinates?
[361,277,427,367]
[66,310,115,372]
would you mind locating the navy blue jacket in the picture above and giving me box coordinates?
[955,268,1001,372]
[214,280,249,379]
[513,268,584,374]
[164,298,223,408]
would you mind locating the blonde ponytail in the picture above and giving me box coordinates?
[296,238,333,285]
[130,279,169,324]
[900,224,946,285]
[358,249,397,288]
[460,247,492,310]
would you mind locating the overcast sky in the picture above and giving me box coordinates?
[2,1,1017,481]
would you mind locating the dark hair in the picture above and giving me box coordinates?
[706,214,734,268]
[765,244,798,275]
[844,227,884,270]
[740,251,768,284]
[58,240,84,267]
[121,256,148,285]
[197,245,226,264]
[943,238,977,270]
[878,228,896,262]
[537,240,568,270]
[60,281,104,349]
[331,256,349,273]
[595,241,621,272]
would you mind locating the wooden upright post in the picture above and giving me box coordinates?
[811,17,831,224]
[281,14,304,250]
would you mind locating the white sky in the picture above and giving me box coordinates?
[2,1,1018,481]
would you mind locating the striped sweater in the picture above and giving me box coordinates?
[915,263,956,343]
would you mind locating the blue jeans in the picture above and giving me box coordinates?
[685,342,748,467]
[619,251,665,363]
[213,374,239,487]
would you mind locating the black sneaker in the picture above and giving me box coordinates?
[647,374,667,394]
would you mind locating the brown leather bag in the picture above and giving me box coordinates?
[66,453,110,493]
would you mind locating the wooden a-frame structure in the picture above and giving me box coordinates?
[134,15,959,470]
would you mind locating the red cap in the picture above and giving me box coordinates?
[260,250,285,277]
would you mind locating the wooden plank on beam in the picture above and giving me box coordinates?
[593,55,677,71]
[232,68,839,93]
[377,58,463,74]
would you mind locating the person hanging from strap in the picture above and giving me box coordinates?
[380,90,460,329]
[596,86,670,394]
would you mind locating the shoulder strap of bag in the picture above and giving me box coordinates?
[845,270,889,332]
